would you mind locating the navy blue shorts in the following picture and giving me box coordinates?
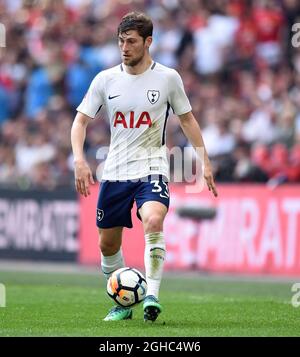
[96,175,170,229]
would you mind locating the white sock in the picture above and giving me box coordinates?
[144,232,166,299]
[101,250,125,280]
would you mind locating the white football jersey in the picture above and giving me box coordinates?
[77,61,192,180]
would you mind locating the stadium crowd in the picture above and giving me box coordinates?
[1,0,300,189]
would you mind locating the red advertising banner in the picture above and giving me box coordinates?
[79,184,300,276]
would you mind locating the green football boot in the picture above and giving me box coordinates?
[143,295,162,322]
[103,306,133,321]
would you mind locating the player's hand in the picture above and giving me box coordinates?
[204,164,218,197]
[74,159,95,197]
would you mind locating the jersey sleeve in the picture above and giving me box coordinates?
[168,70,192,116]
[76,73,105,119]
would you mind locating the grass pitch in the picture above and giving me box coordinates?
[0,269,299,336]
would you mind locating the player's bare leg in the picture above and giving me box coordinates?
[99,227,132,321]
[138,201,167,322]
[99,227,124,279]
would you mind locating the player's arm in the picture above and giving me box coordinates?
[71,111,95,197]
[178,111,218,197]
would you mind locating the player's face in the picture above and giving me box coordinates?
[118,30,152,67]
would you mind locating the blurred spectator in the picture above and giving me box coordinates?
[0,84,11,123]
[288,144,300,181]
[201,108,236,157]
[253,0,285,66]
[25,65,54,118]
[15,129,56,175]
[233,142,269,182]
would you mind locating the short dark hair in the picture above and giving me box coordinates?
[117,12,153,41]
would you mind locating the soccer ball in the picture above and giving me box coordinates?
[107,267,147,307]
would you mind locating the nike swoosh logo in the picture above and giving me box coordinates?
[108,95,121,100]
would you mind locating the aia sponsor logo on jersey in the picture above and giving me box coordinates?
[113,111,152,128]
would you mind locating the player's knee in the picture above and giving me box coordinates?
[99,239,120,256]
[98,233,120,256]
[143,214,164,233]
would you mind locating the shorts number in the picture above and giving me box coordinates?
[151,180,169,199]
